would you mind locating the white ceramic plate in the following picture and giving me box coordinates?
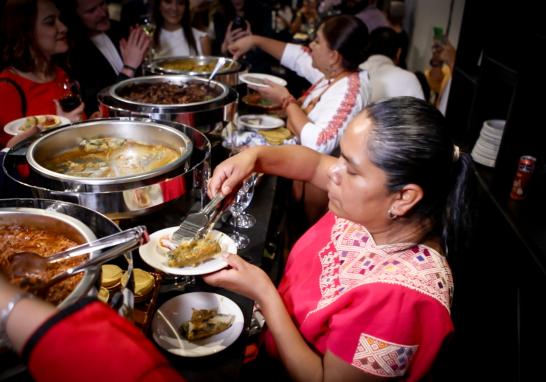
[139,227,235,275]
[240,73,287,88]
[237,114,284,130]
[152,292,244,357]
[3,115,70,135]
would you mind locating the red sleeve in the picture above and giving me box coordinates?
[24,298,186,382]
[0,81,24,148]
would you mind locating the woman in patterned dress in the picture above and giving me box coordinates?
[205,96,474,381]
[229,14,370,155]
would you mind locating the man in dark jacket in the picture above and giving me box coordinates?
[61,0,150,115]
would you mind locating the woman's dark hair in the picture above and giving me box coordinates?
[320,15,369,71]
[152,0,197,55]
[365,96,474,255]
[0,0,43,72]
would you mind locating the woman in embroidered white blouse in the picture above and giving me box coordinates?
[204,97,475,381]
[229,14,370,155]
[152,0,211,58]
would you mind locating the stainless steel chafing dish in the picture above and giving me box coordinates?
[2,118,211,219]
[144,56,248,87]
[0,199,123,308]
[97,75,237,133]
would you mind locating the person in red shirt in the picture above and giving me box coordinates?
[205,97,475,381]
[0,0,85,148]
[0,274,186,382]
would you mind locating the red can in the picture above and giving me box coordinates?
[510,155,537,200]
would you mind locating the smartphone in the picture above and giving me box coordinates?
[232,16,247,31]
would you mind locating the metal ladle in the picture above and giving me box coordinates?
[7,226,148,294]
[207,57,227,86]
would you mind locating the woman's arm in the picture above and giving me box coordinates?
[0,278,55,353]
[208,145,335,197]
[228,35,287,61]
[0,276,185,382]
[204,255,387,382]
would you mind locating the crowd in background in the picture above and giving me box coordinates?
[0,0,448,147]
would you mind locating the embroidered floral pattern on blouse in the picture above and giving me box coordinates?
[312,216,453,314]
[316,72,360,146]
[352,333,418,377]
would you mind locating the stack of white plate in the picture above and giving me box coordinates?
[471,119,506,167]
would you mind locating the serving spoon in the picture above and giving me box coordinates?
[7,226,148,294]
[207,57,227,87]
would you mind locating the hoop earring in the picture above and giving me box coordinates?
[387,208,397,220]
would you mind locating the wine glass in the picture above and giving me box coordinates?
[139,15,157,69]
[228,175,256,249]
[58,79,82,112]
[229,174,257,229]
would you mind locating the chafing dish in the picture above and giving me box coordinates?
[98,75,237,133]
[2,118,211,219]
[144,55,247,87]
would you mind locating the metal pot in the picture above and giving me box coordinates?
[98,75,237,133]
[2,118,211,219]
[0,198,123,308]
[144,56,248,87]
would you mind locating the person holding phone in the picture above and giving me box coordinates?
[228,14,370,226]
[209,0,270,56]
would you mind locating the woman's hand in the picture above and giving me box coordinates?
[250,80,291,105]
[227,34,255,60]
[222,21,252,56]
[54,100,85,122]
[207,148,257,197]
[202,253,275,303]
[120,26,151,71]
[6,125,39,148]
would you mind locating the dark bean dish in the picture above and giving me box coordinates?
[117,81,222,104]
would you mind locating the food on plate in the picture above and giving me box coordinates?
[166,237,221,267]
[121,268,154,301]
[101,264,123,289]
[41,137,181,178]
[259,127,292,145]
[21,115,60,131]
[0,224,85,305]
[179,308,234,341]
[117,81,222,104]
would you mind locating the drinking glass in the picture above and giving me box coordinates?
[58,79,82,112]
[139,15,157,70]
[229,174,257,229]
[228,175,257,249]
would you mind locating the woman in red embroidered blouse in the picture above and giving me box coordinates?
[229,15,370,155]
[205,97,475,381]
[0,0,85,148]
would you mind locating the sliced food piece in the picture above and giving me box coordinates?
[179,308,235,341]
[167,237,221,267]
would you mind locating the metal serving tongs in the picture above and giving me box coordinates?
[11,226,148,297]
[171,174,256,243]
[171,193,231,243]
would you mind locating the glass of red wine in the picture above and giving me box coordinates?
[59,79,82,112]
